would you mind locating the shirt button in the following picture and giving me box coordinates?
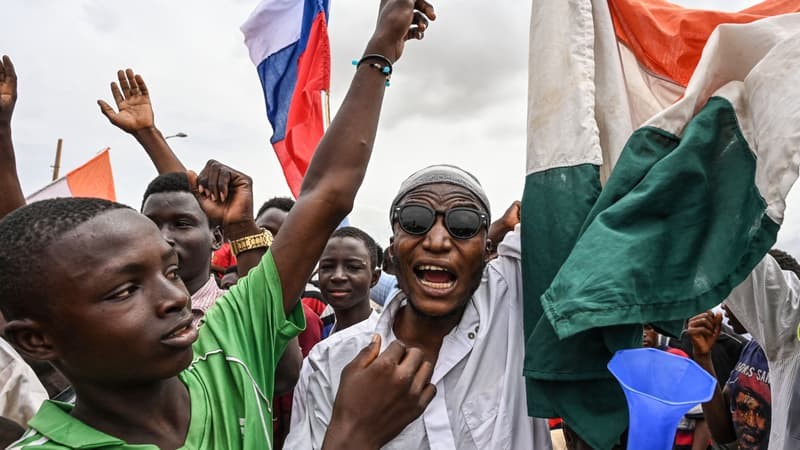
[468,332,475,339]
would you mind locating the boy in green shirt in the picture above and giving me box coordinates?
[0,0,437,448]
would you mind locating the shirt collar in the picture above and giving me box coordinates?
[377,291,481,383]
[190,276,226,315]
[28,401,127,448]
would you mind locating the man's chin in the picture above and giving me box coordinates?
[407,296,467,319]
[738,431,764,449]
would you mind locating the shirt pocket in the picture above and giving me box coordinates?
[462,389,500,448]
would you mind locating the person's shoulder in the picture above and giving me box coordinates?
[307,317,377,367]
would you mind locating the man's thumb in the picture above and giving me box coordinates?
[353,334,381,368]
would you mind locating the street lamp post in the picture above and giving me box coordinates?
[164,132,188,140]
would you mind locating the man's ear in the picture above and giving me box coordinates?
[211,226,224,251]
[485,238,494,262]
[370,268,381,288]
[387,238,396,263]
[3,319,59,361]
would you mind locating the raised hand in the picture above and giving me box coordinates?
[188,160,255,232]
[323,336,436,449]
[687,311,723,357]
[367,0,436,63]
[0,55,17,126]
[97,69,156,134]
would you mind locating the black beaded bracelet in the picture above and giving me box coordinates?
[352,54,393,87]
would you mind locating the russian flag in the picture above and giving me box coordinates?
[26,148,116,203]
[241,0,331,198]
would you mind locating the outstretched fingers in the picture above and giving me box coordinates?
[117,69,131,98]
[110,81,124,107]
[97,99,117,119]
[135,74,149,97]
[126,68,140,96]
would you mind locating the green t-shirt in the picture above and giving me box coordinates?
[10,251,305,449]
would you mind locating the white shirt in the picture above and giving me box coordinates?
[725,254,800,450]
[0,338,48,426]
[285,310,382,450]
[285,227,552,450]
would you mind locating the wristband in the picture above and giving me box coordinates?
[352,54,393,87]
[229,228,274,256]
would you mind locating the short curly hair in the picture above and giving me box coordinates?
[0,198,131,320]
[256,196,295,220]
[330,226,380,270]
[141,172,193,210]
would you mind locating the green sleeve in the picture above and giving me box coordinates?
[195,250,305,392]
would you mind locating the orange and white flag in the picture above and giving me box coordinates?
[26,148,116,203]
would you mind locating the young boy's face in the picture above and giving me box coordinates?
[255,207,288,237]
[318,236,379,312]
[142,191,217,292]
[41,209,197,383]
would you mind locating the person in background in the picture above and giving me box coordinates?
[688,305,772,450]
[643,324,711,450]
[371,245,399,306]
[220,265,240,289]
[256,196,294,238]
[211,241,237,279]
[0,1,440,443]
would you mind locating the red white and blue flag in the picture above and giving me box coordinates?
[241,0,331,198]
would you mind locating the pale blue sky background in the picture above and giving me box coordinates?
[3,0,796,253]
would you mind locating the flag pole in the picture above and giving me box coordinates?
[323,90,331,130]
[52,138,63,181]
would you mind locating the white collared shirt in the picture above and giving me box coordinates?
[285,227,552,450]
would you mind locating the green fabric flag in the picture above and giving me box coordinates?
[523,1,800,448]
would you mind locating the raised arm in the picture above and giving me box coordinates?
[0,55,25,219]
[488,200,521,256]
[687,311,738,445]
[98,69,186,174]
[272,0,436,314]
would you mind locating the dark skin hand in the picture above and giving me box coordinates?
[488,200,521,255]
[189,161,302,395]
[0,55,26,219]
[687,311,737,445]
[98,69,185,174]
[322,336,436,450]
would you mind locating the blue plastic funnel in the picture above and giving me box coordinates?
[608,348,716,450]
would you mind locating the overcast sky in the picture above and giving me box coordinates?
[3,0,798,253]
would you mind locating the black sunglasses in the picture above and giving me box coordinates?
[393,204,488,240]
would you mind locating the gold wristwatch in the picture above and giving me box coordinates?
[229,228,274,256]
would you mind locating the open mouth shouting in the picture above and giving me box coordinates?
[414,264,457,291]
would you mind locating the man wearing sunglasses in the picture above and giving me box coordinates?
[287,165,553,449]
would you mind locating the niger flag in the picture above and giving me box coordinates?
[522,1,800,448]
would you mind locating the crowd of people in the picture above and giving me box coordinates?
[0,0,798,449]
